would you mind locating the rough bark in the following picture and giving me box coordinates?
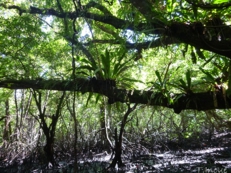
[0,79,230,113]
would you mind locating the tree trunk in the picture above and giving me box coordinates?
[3,99,11,142]
[100,104,107,148]
[41,113,61,165]
[109,104,137,168]
[40,114,58,165]
[32,90,65,165]
[40,118,55,165]
[110,128,123,168]
[44,135,55,165]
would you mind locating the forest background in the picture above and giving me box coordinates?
[0,0,231,171]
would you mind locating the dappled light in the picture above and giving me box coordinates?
[0,0,231,172]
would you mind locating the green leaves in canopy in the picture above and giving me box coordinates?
[154,70,167,92]
[76,56,102,77]
[169,69,194,94]
[77,48,141,104]
[214,0,229,4]
[77,48,135,82]
[150,62,172,93]
[200,67,216,83]
[100,48,135,81]
[148,63,176,105]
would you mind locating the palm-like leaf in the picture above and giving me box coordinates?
[186,70,191,89]
[76,48,140,103]
[101,49,111,79]
[177,70,192,93]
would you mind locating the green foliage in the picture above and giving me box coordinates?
[76,47,141,88]
[1,0,231,162]
[214,0,229,3]
[179,70,192,93]
[152,70,168,93]
[200,67,216,84]
[190,49,197,64]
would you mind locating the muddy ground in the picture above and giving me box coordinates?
[1,131,231,172]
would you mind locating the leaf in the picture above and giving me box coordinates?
[192,6,198,20]
[101,49,111,78]
[179,79,187,89]
[78,65,95,72]
[191,50,197,64]
[94,68,103,77]
[113,65,132,78]
[201,56,215,67]
[95,94,102,104]
[155,70,162,85]
[80,58,97,69]
[112,56,133,78]
[75,71,90,77]
[186,70,191,89]
[86,92,93,106]
[214,0,229,4]
[199,67,215,82]
[196,49,206,60]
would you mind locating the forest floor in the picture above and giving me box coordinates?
[1,131,231,173]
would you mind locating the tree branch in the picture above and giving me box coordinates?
[2,3,231,58]
[0,79,230,113]
[85,1,112,15]
[0,3,161,33]
[167,22,231,58]
[83,37,180,50]
[129,0,166,27]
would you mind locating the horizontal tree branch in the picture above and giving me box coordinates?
[83,37,180,50]
[0,79,230,113]
[0,3,156,33]
[168,22,231,58]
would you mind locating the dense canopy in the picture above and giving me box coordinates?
[1,0,231,170]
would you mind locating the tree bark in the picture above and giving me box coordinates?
[3,99,11,142]
[109,104,137,168]
[32,90,65,165]
[44,134,55,165]
[109,128,123,168]
[0,79,230,113]
[39,114,56,165]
